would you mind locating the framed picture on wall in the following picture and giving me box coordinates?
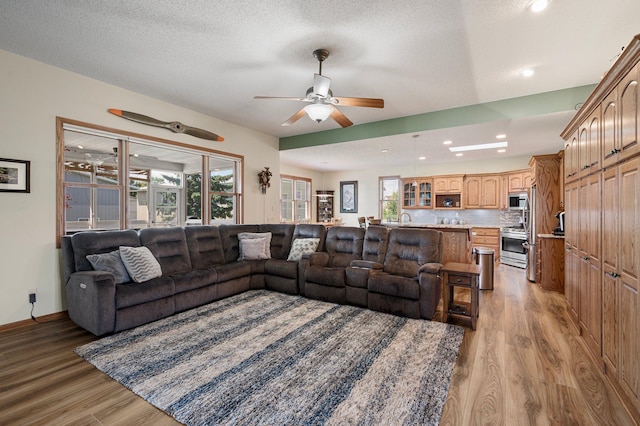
[340,180,357,213]
[0,158,30,193]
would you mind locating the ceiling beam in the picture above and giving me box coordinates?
[279,84,595,150]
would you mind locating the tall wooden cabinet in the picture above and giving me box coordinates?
[560,34,640,420]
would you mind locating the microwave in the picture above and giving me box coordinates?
[508,193,527,210]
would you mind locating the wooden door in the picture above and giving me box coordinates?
[602,167,619,374]
[584,173,602,358]
[464,176,481,208]
[565,180,580,323]
[578,177,590,333]
[619,64,639,162]
[619,157,639,404]
[482,176,500,208]
[578,127,589,179]
[588,112,601,172]
[508,173,524,192]
[602,90,619,169]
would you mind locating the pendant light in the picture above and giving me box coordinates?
[412,134,419,187]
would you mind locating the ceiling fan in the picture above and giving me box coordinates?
[254,49,384,128]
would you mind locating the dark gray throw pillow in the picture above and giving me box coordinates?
[86,250,131,284]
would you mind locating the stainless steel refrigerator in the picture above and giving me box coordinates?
[525,186,537,282]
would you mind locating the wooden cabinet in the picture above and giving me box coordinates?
[529,154,562,235]
[433,175,464,193]
[537,236,564,292]
[565,131,579,183]
[560,35,640,418]
[506,169,533,193]
[401,178,432,208]
[315,190,334,223]
[470,227,500,262]
[464,175,500,209]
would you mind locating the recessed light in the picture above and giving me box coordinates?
[497,149,506,153]
[496,134,507,139]
[455,153,464,157]
[449,141,508,152]
[418,156,426,160]
[381,149,388,153]
[443,140,453,145]
[529,0,550,13]
[521,68,535,77]
[77,145,84,149]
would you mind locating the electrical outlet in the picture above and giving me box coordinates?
[29,292,36,304]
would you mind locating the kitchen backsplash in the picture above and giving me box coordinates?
[400,209,524,228]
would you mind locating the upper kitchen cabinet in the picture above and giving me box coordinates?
[401,178,433,208]
[618,63,639,162]
[565,131,579,183]
[434,175,464,209]
[464,175,500,209]
[506,169,533,193]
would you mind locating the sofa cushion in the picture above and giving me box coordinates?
[184,226,226,269]
[287,238,320,261]
[219,224,260,263]
[264,259,297,278]
[305,266,346,288]
[119,246,163,283]
[139,227,192,275]
[258,224,294,260]
[323,226,365,267]
[214,261,252,283]
[292,224,327,252]
[362,225,389,263]
[115,275,175,309]
[71,229,140,272]
[368,274,420,300]
[86,250,131,284]
[172,268,218,294]
[383,228,442,278]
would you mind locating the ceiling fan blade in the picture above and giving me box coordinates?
[108,109,224,141]
[254,96,309,101]
[333,97,384,108]
[330,109,354,128]
[313,74,331,97]
[281,108,308,126]
[181,126,224,142]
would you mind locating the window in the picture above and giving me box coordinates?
[280,175,311,222]
[379,176,400,223]
[57,118,243,244]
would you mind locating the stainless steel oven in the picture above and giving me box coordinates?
[500,227,527,268]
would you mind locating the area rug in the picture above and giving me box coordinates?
[76,290,464,425]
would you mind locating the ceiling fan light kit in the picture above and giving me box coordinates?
[254,49,384,128]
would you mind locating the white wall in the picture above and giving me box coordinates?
[0,50,280,326]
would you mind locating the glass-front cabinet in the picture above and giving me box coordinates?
[402,178,432,208]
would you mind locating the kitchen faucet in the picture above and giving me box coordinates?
[400,212,412,224]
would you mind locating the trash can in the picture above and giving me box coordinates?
[473,246,495,290]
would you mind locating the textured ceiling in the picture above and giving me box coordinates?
[1,0,639,170]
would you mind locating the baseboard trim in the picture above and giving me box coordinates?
[0,311,69,332]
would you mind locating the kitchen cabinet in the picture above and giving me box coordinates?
[560,34,640,419]
[315,190,334,223]
[401,178,432,208]
[464,175,500,209]
[506,169,533,193]
[564,131,579,183]
[470,227,500,262]
[537,235,564,292]
[433,175,464,193]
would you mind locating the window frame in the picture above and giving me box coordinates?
[279,174,311,223]
[379,175,401,223]
[56,117,244,247]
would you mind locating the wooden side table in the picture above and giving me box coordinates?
[441,262,481,330]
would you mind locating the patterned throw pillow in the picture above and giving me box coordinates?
[86,250,131,284]
[238,238,270,260]
[119,246,162,283]
[238,232,272,259]
[287,238,320,262]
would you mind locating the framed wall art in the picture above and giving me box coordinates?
[340,180,357,213]
[0,158,30,193]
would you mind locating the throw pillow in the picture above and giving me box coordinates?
[86,250,131,284]
[238,237,270,260]
[237,232,272,259]
[119,246,162,283]
[287,238,320,262]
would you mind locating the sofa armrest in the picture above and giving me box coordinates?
[349,260,383,270]
[418,262,442,275]
[66,271,117,336]
[307,252,329,267]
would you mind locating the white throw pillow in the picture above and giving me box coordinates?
[119,246,162,283]
[239,238,270,260]
[287,238,320,262]
[238,232,272,259]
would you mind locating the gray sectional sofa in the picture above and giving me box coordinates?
[61,223,443,336]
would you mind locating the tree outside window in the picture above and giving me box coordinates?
[380,176,400,223]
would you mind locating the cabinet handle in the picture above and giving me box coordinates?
[456,278,462,283]
[566,247,571,251]
[582,256,589,261]
[609,272,621,278]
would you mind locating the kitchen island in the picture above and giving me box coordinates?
[397,224,476,264]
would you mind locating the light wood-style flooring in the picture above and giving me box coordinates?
[0,264,636,425]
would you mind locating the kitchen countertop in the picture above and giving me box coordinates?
[538,233,565,239]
